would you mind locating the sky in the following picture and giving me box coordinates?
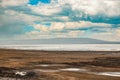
[0,0,120,41]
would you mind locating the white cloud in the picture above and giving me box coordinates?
[27,0,120,17]
[58,0,120,17]
[3,10,39,25]
[22,30,85,39]
[53,16,70,21]
[33,21,112,32]
[1,0,29,7]
[116,29,120,37]
[0,9,41,38]
[50,22,65,31]
[21,30,56,39]
[33,22,65,32]
[65,21,112,29]
[34,24,49,32]
[90,27,120,41]
[27,21,112,40]
[0,0,120,41]
[28,3,62,16]
[68,30,85,37]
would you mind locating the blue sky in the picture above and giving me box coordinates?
[0,0,120,41]
[29,0,50,5]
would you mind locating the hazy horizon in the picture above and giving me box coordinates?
[0,38,120,45]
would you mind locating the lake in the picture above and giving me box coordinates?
[0,44,120,51]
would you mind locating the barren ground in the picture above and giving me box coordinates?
[0,49,120,80]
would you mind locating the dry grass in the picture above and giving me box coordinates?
[0,49,120,80]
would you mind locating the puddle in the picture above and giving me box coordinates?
[35,68,87,73]
[15,71,27,76]
[34,67,120,77]
[40,64,50,67]
[37,64,66,67]
[13,64,120,77]
[60,68,87,72]
[95,72,120,77]
[35,69,60,72]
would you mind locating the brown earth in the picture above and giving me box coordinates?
[0,49,120,80]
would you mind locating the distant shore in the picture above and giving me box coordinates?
[0,44,120,51]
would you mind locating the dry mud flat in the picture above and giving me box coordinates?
[0,49,120,80]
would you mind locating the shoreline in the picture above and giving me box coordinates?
[0,44,120,51]
[0,48,120,52]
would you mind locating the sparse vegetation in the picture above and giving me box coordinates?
[0,49,120,80]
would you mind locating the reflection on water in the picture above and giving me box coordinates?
[35,68,86,72]
[0,65,120,80]
[96,72,120,77]
[60,68,86,72]
[35,64,120,77]
[39,64,65,67]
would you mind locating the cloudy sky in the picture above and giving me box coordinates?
[0,0,120,41]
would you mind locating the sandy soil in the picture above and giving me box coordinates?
[0,49,120,80]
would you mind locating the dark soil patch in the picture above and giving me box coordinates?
[63,57,120,68]
[0,67,38,79]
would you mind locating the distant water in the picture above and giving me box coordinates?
[0,44,120,51]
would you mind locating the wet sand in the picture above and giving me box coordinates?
[0,49,120,80]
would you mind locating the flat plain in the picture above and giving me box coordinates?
[0,49,120,80]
